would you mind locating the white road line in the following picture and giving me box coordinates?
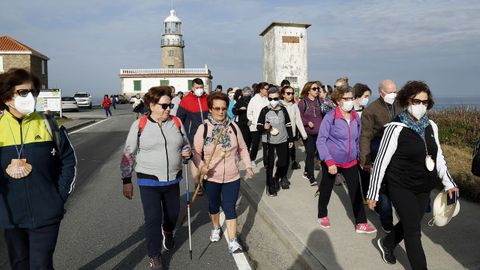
[219,211,252,270]
[69,119,109,134]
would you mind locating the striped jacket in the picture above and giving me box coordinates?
[367,118,456,201]
[0,110,77,228]
[176,92,209,144]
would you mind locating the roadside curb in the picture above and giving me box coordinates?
[65,120,97,132]
[239,181,327,270]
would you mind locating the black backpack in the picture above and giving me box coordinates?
[472,139,480,176]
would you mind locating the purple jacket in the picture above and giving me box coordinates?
[316,107,361,168]
[298,97,323,135]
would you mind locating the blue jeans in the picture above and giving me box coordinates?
[376,193,394,229]
[203,179,240,220]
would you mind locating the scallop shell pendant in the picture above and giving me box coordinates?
[425,155,435,172]
[6,159,33,179]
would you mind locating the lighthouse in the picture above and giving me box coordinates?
[161,10,185,69]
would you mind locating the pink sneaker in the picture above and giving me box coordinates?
[355,223,377,234]
[318,217,331,229]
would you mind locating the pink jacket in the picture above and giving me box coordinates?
[192,121,252,183]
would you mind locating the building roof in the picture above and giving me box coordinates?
[0,36,50,60]
[164,10,181,23]
[259,22,311,36]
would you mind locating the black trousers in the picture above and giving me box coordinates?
[384,185,430,270]
[317,163,366,224]
[289,141,297,162]
[303,134,318,177]
[139,184,180,258]
[238,124,252,151]
[250,131,261,161]
[4,222,61,270]
[262,142,289,188]
[358,165,370,200]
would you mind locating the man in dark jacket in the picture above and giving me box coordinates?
[176,78,209,194]
[232,87,252,149]
[0,68,77,269]
[360,79,402,232]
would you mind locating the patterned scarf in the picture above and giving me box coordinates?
[206,114,232,148]
[399,110,430,140]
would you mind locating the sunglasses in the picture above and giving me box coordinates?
[157,103,174,109]
[212,107,227,112]
[16,89,39,97]
[311,87,320,91]
[285,92,294,96]
[411,99,429,106]
[268,97,279,101]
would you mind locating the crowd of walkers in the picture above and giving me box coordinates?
[0,68,460,270]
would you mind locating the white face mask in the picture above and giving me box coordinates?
[383,92,396,105]
[270,100,279,108]
[408,104,427,120]
[12,92,36,115]
[194,88,204,97]
[341,100,354,112]
[360,97,369,106]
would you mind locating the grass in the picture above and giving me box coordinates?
[429,108,480,202]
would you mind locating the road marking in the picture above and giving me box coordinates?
[70,119,109,134]
[219,210,252,270]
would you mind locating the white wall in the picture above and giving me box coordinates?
[0,56,3,73]
[263,25,308,91]
[121,76,211,98]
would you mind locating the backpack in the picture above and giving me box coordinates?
[136,114,182,153]
[472,139,480,176]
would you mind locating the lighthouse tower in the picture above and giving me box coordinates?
[161,10,185,69]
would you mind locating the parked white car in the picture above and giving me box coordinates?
[74,92,93,109]
[61,97,79,112]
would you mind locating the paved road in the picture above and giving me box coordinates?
[55,108,240,269]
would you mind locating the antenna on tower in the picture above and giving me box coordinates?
[171,0,174,10]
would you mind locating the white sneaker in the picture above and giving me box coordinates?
[228,238,243,253]
[210,227,222,242]
[251,161,256,169]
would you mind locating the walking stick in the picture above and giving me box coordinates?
[183,158,193,260]
[191,125,225,203]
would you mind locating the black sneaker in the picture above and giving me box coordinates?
[377,238,396,264]
[162,228,174,250]
[302,171,309,180]
[149,255,164,270]
[280,177,290,189]
[291,161,301,170]
[308,176,317,186]
[267,185,278,197]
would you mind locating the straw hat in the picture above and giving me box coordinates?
[429,192,460,227]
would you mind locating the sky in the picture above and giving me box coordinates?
[2,0,480,98]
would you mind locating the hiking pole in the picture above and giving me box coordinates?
[192,125,225,203]
[183,158,193,260]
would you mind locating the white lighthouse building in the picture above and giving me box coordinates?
[120,9,212,97]
[260,22,311,93]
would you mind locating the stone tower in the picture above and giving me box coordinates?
[260,22,311,92]
[161,10,185,69]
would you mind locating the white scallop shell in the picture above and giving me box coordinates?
[6,159,32,179]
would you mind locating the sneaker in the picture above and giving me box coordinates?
[381,224,393,233]
[318,217,331,229]
[302,171,309,180]
[280,177,290,189]
[195,184,203,196]
[210,227,222,242]
[162,228,174,251]
[377,238,397,264]
[291,161,301,170]
[267,186,277,197]
[149,255,164,270]
[228,238,243,254]
[308,176,317,186]
[355,223,377,234]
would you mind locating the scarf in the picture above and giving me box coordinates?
[205,114,231,149]
[399,110,430,140]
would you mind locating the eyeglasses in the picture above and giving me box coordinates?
[157,103,174,109]
[212,107,227,112]
[311,87,320,91]
[411,99,429,106]
[16,89,39,97]
[285,92,294,96]
[268,97,279,101]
